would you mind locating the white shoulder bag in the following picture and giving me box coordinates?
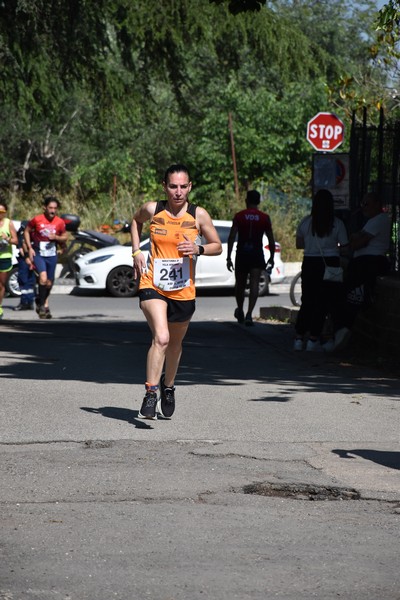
[316,238,343,283]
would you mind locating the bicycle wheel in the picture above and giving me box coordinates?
[289,271,302,307]
[245,271,270,297]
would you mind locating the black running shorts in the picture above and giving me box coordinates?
[235,250,266,273]
[138,288,196,323]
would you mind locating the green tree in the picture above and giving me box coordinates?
[376,0,400,56]
[0,0,393,214]
[209,0,264,13]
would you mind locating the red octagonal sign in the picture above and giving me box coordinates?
[307,112,344,152]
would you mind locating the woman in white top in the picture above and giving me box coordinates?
[294,189,348,351]
[334,191,391,345]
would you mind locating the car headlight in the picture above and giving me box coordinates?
[86,254,114,265]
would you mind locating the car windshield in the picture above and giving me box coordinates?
[123,239,151,250]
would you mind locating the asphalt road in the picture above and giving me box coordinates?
[0,288,399,600]
[2,278,295,321]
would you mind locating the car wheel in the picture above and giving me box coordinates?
[6,266,21,297]
[106,266,138,297]
[245,271,270,297]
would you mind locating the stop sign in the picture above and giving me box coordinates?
[306,112,344,152]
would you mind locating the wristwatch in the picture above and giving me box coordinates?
[198,245,205,255]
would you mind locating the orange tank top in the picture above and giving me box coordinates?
[139,201,199,301]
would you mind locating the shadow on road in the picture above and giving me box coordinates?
[80,405,171,429]
[1,318,399,404]
[332,448,400,470]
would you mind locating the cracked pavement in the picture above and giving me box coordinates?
[0,295,399,599]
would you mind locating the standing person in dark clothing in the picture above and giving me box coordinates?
[14,221,36,311]
[294,189,348,352]
[226,190,275,326]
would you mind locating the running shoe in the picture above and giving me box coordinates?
[38,306,47,319]
[0,306,3,320]
[234,308,245,323]
[306,339,323,352]
[293,338,303,351]
[45,307,52,319]
[244,314,254,326]
[138,391,158,420]
[14,303,34,311]
[333,327,351,352]
[322,339,335,353]
[158,374,175,418]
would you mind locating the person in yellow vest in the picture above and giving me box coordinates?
[0,200,18,319]
[131,164,222,420]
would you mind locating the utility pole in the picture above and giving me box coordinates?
[228,112,240,203]
[112,174,117,224]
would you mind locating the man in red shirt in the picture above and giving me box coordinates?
[24,196,67,319]
[227,190,275,325]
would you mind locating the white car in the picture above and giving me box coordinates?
[74,220,285,298]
